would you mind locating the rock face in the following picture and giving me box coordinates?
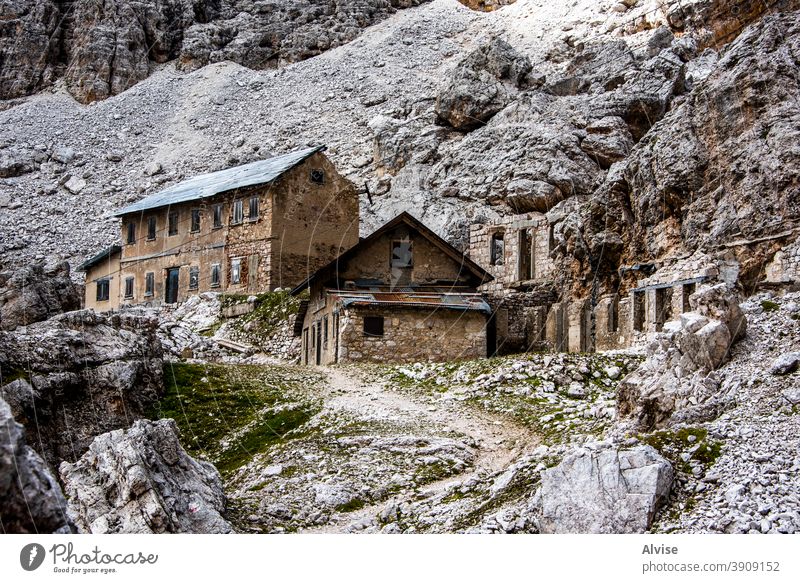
[0,260,81,331]
[617,284,747,430]
[0,310,163,467]
[0,0,429,103]
[435,37,533,131]
[60,419,232,534]
[0,397,72,534]
[538,442,674,534]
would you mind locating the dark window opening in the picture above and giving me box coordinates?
[168,211,178,236]
[323,316,329,346]
[213,204,223,229]
[310,169,324,184]
[210,264,221,288]
[189,266,199,290]
[655,287,673,332]
[391,240,413,268]
[490,233,505,266]
[633,290,645,332]
[147,216,156,240]
[518,229,533,280]
[145,272,154,296]
[230,258,241,285]
[683,282,696,313]
[126,221,136,245]
[363,316,384,337]
[191,209,201,233]
[248,196,259,220]
[124,276,134,299]
[608,296,619,333]
[232,200,243,224]
[96,279,110,302]
[548,224,555,252]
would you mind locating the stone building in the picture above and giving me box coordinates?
[77,244,122,311]
[292,212,494,365]
[79,146,359,310]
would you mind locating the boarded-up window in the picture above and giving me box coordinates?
[189,267,199,290]
[126,221,136,244]
[191,209,201,233]
[230,258,241,285]
[210,264,221,288]
[124,276,134,298]
[96,279,110,302]
[363,316,384,337]
[490,233,504,266]
[213,204,223,229]
[391,240,413,268]
[249,196,259,220]
[147,216,156,240]
[145,272,154,296]
[232,200,243,224]
[168,211,178,235]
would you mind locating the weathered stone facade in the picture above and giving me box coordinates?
[294,212,492,365]
[765,238,800,288]
[80,148,359,310]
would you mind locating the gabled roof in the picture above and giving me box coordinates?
[291,212,493,295]
[76,244,122,272]
[113,145,325,216]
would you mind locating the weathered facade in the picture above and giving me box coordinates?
[292,212,493,365]
[79,146,359,310]
[77,245,122,311]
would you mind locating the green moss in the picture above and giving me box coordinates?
[761,300,780,312]
[0,367,30,384]
[639,427,723,474]
[335,498,367,513]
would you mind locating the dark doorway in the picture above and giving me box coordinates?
[486,312,497,357]
[165,268,180,304]
[315,321,322,365]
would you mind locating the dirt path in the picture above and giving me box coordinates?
[299,366,539,532]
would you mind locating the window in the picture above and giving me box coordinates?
[147,216,156,240]
[213,204,223,229]
[168,210,178,235]
[363,316,384,337]
[191,209,201,233]
[323,316,329,345]
[633,290,645,332]
[126,221,136,244]
[96,279,110,302]
[189,266,199,290]
[230,258,241,285]
[310,169,324,184]
[491,233,505,266]
[210,264,221,288]
[518,229,533,280]
[248,196,259,220]
[391,240,413,268]
[124,276,134,299]
[145,272,154,296]
[232,200,243,224]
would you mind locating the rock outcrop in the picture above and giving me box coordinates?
[0,396,72,534]
[0,260,81,331]
[60,419,232,534]
[617,284,747,430]
[538,442,674,534]
[0,310,163,467]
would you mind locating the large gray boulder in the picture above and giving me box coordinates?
[0,397,72,534]
[0,310,163,468]
[0,260,81,331]
[60,419,232,534]
[538,443,673,533]
[617,284,747,430]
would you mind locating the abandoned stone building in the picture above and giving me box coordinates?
[469,213,731,354]
[79,146,359,310]
[291,212,494,365]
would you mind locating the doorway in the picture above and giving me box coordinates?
[165,268,180,304]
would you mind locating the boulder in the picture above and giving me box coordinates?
[60,419,232,534]
[435,38,534,131]
[0,310,163,467]
[770,352,800,375]
[0,260,81,331]
[0,397,72,534]
[538,443,673,533]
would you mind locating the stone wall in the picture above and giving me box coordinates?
[469,212,555,296]
[337,306,487,364]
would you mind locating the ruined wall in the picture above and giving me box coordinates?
[83,253,121,311]
[469,213,555,296]
[270,152,360,290]
[765,239,800,286]
[338,306,487,364]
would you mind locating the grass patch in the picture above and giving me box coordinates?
[639,427,723,473]
[761,300,780,313]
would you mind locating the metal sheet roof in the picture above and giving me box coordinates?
[331,290,492,315]
[114,145,325,216]
[76,244,121,272]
